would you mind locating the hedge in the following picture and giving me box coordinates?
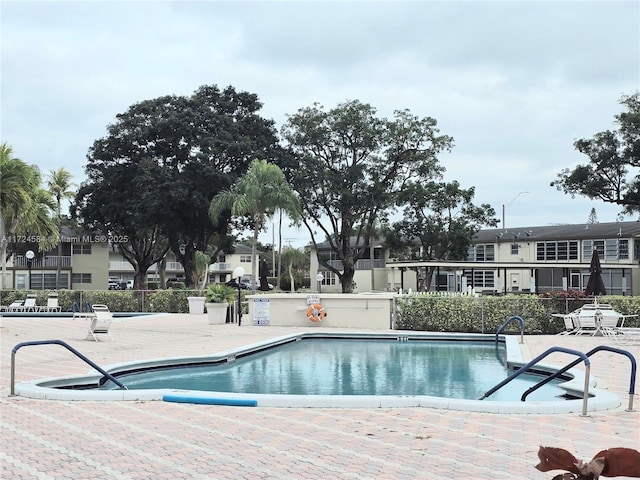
[2,290,638,334]
[396,294,640,334]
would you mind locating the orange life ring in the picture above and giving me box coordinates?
[306,303,325,323]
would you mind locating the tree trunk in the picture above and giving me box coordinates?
[251,226,259,290]
[0,209,7,289]
[341,263,355,293]
[157,255,167,289]
[288,261,295,293]
[277,212,283,288]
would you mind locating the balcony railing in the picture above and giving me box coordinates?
[209,262,232,272]
[325,259,386,270]
[109,261,185,272]
[14,256,71,268]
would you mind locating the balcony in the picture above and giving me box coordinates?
[209,262,233,272]
[15,256,71,268]
[325,259,386,270]
[109,261,185,272]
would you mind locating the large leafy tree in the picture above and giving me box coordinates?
[552,92,640,216]
[76,85,282,288]
[280,100,453,292]
[0,143,58,288]
[384,181,498,291]
[209,159,300,289]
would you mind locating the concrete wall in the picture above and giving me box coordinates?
[246,293,397,329]
[72,242,109,290]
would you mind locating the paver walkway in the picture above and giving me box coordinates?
[1,314,638,479]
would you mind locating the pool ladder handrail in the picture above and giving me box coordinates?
[479,346,591,416]
[520,345,636,412]
[495,315,524,344]
[10,339,127,396]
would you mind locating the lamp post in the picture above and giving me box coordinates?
[502,191,529,229]
[316,273,324,293]
[25,250,35,290]
[232,266,245,326]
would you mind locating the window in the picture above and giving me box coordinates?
[29,273,67,290]
[72,273,92,284]
[72,244,92,254]
[584,239,628,261]
[618,239,629,260]
[536,241,578,261]
[16,274,26,290]
[510,243,519,255]
[321,271,337,286]
[464,271,494,288]
[467,244,494,262]
[240,255,251,263]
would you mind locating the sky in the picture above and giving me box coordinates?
[2,0,639,248]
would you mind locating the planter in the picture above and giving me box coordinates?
[205,302,228,325]
[187,296,206,315]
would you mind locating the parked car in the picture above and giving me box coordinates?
[108,279,126,290]
[225,279,273,290]
[241,279,274,290]
[226,279,250,290]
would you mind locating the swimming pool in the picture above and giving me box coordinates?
[100,338,566,400]
[14,332,620,413]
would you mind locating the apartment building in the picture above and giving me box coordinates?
[311,221,640,296]
[7,237,259,291]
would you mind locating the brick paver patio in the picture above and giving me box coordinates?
[1,314,638,479]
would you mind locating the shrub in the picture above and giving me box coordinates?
[394,294,640,334]
[148,289,194,313]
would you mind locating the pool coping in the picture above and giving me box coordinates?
[13,332,621,413]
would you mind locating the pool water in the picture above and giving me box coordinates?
[102,338,566,401]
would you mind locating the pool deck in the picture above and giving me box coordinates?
[1,313,639,479]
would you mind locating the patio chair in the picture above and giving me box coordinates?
[605,324,640,345]
[72,301,93,319]
[599,310,623,330]
[7,300,24,312]
[22,294,39,312]
[86,304,114,341]
[44,294,62,312]
[553,313,579,335]
[574,310,598,336]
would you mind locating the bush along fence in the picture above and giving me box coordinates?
[394,294,640,334]
[2,290,638,334]
[0,289,200,314]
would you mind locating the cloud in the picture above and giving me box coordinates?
[1,0,638,244]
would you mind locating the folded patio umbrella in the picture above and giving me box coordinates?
[585,250,607,296]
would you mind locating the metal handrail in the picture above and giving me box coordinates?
[495,315,524,344]
[479,346,591,416]
[10,339,127,395]
[521,345,636,411]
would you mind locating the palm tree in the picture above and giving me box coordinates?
[209,159,300,288]
[47,168,75,289]
[0,143,58,288]
[280,247,306,292]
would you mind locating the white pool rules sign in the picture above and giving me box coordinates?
[252,298,270,325]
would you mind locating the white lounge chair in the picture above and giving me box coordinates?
[574,310,598,336]
[22,294,39,312]
[86,304,114,341]
[44,294,62,312]
[599,310,623,330]
[7,300,24,312]
[553,313,579,335]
